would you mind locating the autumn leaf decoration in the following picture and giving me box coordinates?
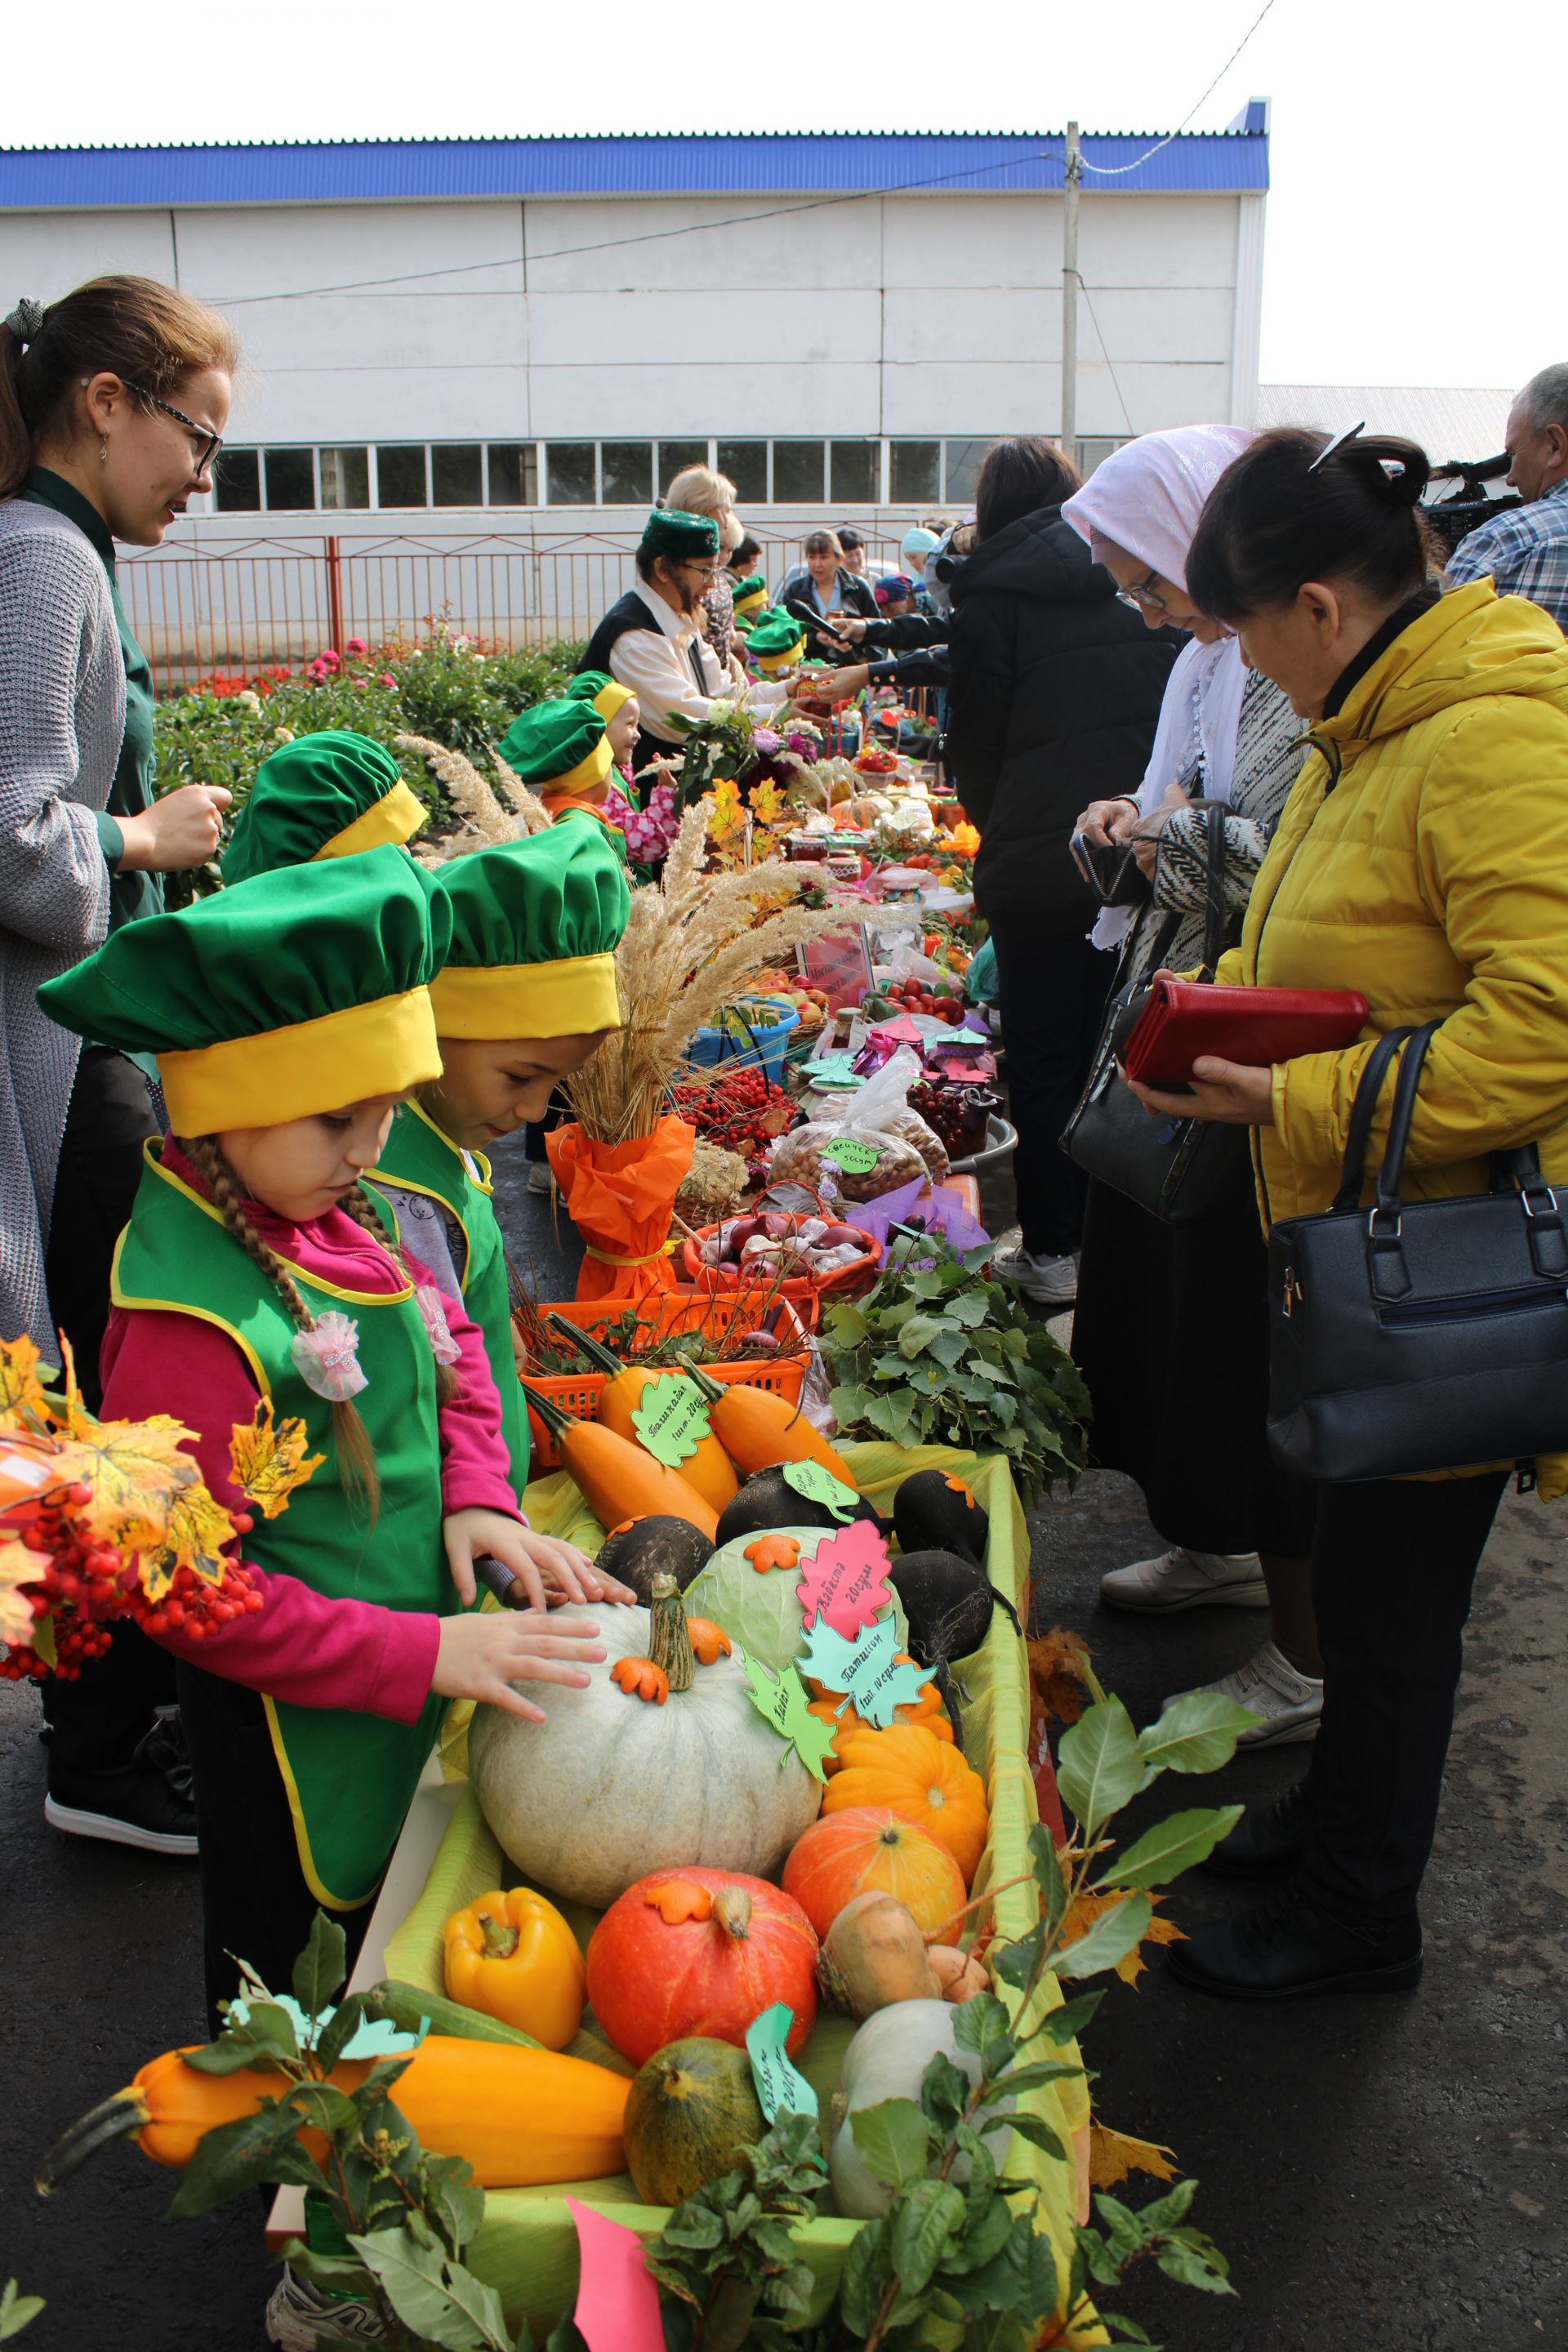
[0,1336,49,1430]
[1028,1623,1102,1731]
[229,1400,325,1521]
[1088,2123,1181,2190]
[1058,1882,1186,1987]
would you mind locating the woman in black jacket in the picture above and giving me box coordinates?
[942,437,1177,1304]
[776,529,880,661]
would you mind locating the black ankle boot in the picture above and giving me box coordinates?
[1167,1886,1422,2002]
[1201,1775,1310,1878]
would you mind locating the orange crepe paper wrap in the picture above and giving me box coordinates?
[546,1116,697,1302]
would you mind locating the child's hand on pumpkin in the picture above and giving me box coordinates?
[511,1527,635,1609]
[431,1609,604,1722]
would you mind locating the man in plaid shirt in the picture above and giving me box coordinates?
[1446,364,1568,630]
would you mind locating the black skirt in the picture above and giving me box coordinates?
[1071,1155,1316,1559]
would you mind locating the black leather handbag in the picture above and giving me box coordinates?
[1267,1022,1568,1481]
[1061,803,1250,1225]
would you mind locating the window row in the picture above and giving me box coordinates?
[208,436,1088,515]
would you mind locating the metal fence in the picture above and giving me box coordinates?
[117,525,920,693]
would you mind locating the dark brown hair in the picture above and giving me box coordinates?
[803,529,844,559]
[974,436,1083,541]
[1185,427,1432,623]
[0,274,238,500]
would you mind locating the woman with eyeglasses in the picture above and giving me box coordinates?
[1059,426,1321,1751]
[0,274,235,1860]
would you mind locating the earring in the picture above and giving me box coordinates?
[100,435,109,464]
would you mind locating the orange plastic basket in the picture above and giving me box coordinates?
[518,1288,814,1470]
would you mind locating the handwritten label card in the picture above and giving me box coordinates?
[782,1459,859,1521]
[821,1137,881,1177]
[735,1647,838,1783]
[800,1613,928,1730]
[746,2002,819,2123]
[629,1374,710,1468]
[795,1518,894,1640]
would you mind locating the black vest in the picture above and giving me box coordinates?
[579,590,713,773]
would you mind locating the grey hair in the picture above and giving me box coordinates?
[1515,363,1568,437]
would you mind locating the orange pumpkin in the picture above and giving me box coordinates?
[805,1659,954,1771]
[822,1725,990,1887]
[585,1867,818,2069]
[782,1804,964,1940]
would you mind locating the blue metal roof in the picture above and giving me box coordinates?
[0,130,1267,211]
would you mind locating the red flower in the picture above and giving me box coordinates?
[345,636,368,656]
[377,673,396,688]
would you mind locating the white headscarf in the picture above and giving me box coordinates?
[1062,425,1255,950]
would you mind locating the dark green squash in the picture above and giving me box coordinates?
[893,1468,990,1567]
[623,2035,768,2207]
[595,1515,714,1602]
[714,1463,883,1550]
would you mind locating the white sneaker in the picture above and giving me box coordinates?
[1099,1545,1267,1614]
[266,2269,385,2348]
[1169,1637,1324,1748]
[994,1244,1077,1306]
[526,1160,554,1196]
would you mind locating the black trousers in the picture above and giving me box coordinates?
[41,1050,176,1783]
[985,913,1113,1259]
[178,1663,377,2034]
[1298,1470,1508,1927]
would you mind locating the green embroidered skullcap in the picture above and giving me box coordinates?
[39,846,450,1134]
[430,822,629,1040]
[564,669,636,722]
[497,699,613,796]
[222,729,427,885]
[639,507,720,564]
[732,572,768,620]
[746,607,807,674]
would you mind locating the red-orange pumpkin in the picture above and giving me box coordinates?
[586,1867,819,2069]
[782,1806,965,1940]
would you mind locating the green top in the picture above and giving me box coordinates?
[23,467,159,938]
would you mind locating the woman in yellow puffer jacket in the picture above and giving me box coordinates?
[1127,425,1568,2003]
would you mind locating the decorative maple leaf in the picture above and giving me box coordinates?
[644,1879,712,1925]
[51,1416,201,1554]
[744,1534,801,1575]
[138,1481,238,1601]
[229,1400,325,1521]
[0,1336,51,1433]
[794,1518,893,1639]
[800,1613,927,1729]
[1028,1625,1098,1731]
[735,1646,840,1784]
[1088,2123,1180,2191]
[0,1536,50,1648]
[1058,1886,1185,1987]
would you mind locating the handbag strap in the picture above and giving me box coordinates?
[1329,1026,1416,1212]
[1197,802,1229,978]
[1372,1020,1443,1221]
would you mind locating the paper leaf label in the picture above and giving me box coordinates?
[746,2002,819,2123]
[782,1459,858,1521]
[229,1399,326,1521]
[800,1612,928,1730]
[795,1517,894,1640]
[735,1645,839,1783]
[810,1055,864,1090]
[629,1374,710,1468]
[821,1138,881,1176]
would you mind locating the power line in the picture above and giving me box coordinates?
[1080,0,1281,176]
[1075,278,1135,434]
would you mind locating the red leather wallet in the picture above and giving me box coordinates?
[1119,982,1370,1086]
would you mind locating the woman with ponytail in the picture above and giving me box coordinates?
[1124,426,1568,2001]
[3,277,241,1855]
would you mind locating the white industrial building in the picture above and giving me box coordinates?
[1,121,1275,671]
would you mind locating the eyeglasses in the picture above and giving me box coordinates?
[120,381,224,475]
[679,560,722,579]
[1116,568,1172,614]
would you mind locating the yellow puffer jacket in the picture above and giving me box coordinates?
[1216,580,1568,1494]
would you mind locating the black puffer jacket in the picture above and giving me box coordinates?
[943,506,1178,929]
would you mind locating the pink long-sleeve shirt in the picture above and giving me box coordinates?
[99,1143,522,1725]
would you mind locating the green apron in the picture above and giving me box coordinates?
[113,1143,458,1910]
[371,1101,531,1495]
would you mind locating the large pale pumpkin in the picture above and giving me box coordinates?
[470,1579,821,1909]
[782,1805,964,1939]
[587,1868,818,2069]
[822,1724,990,1887]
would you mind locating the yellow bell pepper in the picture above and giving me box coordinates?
[442,1886,585,2051]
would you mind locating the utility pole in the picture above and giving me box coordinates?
[1061,120,1081,458]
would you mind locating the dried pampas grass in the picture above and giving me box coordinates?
[564,800,863,1144]
[489,750,553,835]
[394,733,516,854]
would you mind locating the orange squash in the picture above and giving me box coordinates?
[521,1383,718,1540]
[680,1364,858,1485]
[548,1319,739,1514]
[822,1725,990,1887]
[586,1867,818,2069]
[782,1804,964,1939]
[805,1656,953,1770]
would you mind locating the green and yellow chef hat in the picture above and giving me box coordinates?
[565,669,636,724]
[38,847,449,1135]
[639,507,720,565]
[731,572,768,623]
[746,607,807,676]
[430,822,629,1040]
[221,729,428,886]
[497,699,613,799]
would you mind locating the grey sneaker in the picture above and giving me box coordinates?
[993,1244,1077,1307]
[1169,1638,1324,1748]
[526,1159,554,1196]
[1099,1545,1267,1614]
[266,2268,386,2348]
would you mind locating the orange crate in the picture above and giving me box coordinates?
[518,1288,814,1471]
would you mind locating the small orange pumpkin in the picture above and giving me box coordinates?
[782,1804,964,1940]
[822,1724,990,1887]
[805,1658,953,1770]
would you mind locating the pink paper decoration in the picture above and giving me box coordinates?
[795,1517,894,1640]
[565,2198,664,2352]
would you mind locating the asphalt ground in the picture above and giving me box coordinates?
[3,1135,1566,2347]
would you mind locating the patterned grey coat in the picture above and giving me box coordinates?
[0,497,122,1356]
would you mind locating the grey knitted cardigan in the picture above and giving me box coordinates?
[0,497,122,1357]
